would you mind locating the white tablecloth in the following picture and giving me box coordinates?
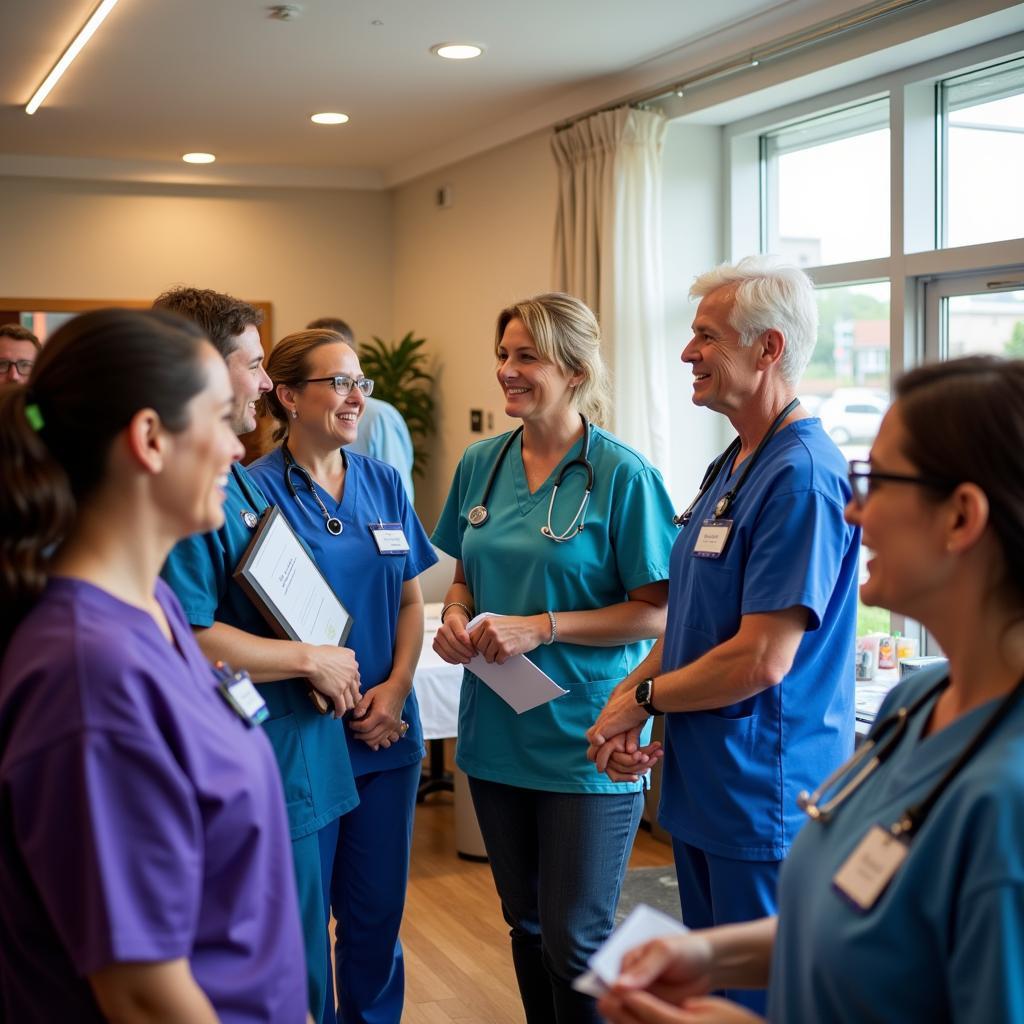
[415,605,463,740]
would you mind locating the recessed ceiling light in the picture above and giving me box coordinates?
[431,43,483,60]
[310,112,350,125]
[182,152,216,164]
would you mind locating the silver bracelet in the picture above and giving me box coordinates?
[441,601,473,624]
[543,610,557,645]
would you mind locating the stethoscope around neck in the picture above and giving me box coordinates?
[672,397,800,527]
[282,443,346,536]
[468,415,594,542]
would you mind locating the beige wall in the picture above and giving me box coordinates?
[0,176,394,343]
[392,129,558,530]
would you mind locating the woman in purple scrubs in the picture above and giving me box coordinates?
[0,310,308,1023]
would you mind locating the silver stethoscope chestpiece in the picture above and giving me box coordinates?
[468,505,489,527]
[326,517,343,536]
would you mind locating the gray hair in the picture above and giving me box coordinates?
[689,255,817,385]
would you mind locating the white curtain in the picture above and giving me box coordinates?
[552,106,671,477]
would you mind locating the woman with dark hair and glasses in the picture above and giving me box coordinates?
[0,310,308,1022]
[597,355,1024,1024]
[248,329,436,1024]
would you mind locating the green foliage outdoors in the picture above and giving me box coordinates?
[358,332,436,479]
[857,600,890,637]
[1005,321,1024,358]
[811,290,889,380]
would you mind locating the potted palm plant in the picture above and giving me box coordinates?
[358,331,436,479]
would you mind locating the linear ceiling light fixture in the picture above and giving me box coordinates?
[25,0,121,115]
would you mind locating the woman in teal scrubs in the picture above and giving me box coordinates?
[597,356,1024,1024]
[248,329,436,1024]
[432,293,676,1024]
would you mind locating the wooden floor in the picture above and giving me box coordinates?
[400,780,674,1024]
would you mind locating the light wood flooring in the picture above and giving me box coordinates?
[400,759,674,1024]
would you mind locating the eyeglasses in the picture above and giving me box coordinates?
[847,459,955,507]
[0,359,33,376]
[304,374,374,397]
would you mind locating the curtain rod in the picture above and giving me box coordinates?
[556,0,936,130]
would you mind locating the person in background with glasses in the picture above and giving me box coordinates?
[598,355,1024,1024]
[0,323,41,384]
[589,256,859,1016]
[156,288,362,1024]
[249,328,437,1024]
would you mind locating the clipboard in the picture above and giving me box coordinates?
[233,505,355,714]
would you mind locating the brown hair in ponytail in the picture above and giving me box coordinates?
[0,308,207,641]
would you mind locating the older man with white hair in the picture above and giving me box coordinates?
[589,256,859,1014]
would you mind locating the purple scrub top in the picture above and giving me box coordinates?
[0,577,307,1023]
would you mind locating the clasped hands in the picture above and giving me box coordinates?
[586,684,663,784]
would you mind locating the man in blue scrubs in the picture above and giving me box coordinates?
[589,256,859,1014]
[307,317,415,499]
[156,287,362,1023]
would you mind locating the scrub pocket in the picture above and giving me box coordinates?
[261,713,315,825]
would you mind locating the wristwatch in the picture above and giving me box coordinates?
[634,678,663,716]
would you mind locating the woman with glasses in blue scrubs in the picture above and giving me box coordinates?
[248,329,436,1024]
[598,356,1024,1024]
[431,293,677,1024]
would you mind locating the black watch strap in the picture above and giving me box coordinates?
[635,677,663,716]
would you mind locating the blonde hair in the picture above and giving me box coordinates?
[494,293,611,425]
[261,329,346,442]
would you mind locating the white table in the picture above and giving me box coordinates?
[414,605,463,800]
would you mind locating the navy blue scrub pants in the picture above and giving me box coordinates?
[672,838,781,1016]
[317,761,420,1024]
[469,775,643,1024]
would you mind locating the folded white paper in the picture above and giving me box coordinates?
[572,903,688,997]
[465,613,568,714]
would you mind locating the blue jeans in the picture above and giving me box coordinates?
[469,776,643,1024]
[673,838,781,1016]
[318,762,420,1024]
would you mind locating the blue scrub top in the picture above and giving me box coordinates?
[770,664,1024,1022]
[347,396,415,501]
[431,425,676,794]
[659,419,859,860]
[161,462,358,839]
[248,448,436,777]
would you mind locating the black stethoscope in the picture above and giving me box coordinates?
[798,671,1024,841]
[282,443,346,536]
[468,415,595,542]
[672,398,800,526]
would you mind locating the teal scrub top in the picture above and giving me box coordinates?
[770,664,1024,1022]
[160,463,358,839]
[431,425,676,794]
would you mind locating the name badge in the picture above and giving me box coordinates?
[215,663,269,727]
[693,518,733,558]
[370,522,410,555]
[832,824,908,912]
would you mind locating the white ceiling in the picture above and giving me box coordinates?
[0,0,839,189]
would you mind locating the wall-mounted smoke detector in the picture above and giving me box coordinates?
[267,4,303,21]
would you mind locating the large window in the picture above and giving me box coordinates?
[761,99,889,266]
[941,57,1024,249]
[725,40,1024,656]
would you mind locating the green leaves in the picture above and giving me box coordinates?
[359,331,436,478]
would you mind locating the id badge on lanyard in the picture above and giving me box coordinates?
[370,521,410,555]
[214,661,269,727]
[693,518,733,558]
